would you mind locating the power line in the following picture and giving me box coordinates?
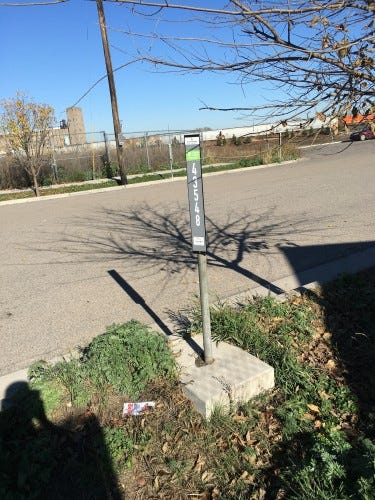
[0,0,69,6]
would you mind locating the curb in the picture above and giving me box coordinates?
[0,159,300,206]
[1,243,374,408]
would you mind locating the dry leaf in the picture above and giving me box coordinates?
[232,433,246,447]
[303,413,315,421]
[318,390,330,400]
[193,454,205,473]
[307,403,320,413]
[314,420,322,429]
[135,475,147,487]
[211,486,220,498]
[246,430,257,445]
[258,488,266,500]
[243,474,255,484]
[201,471,215,483]
[326,359,336,369]
[310,15,319,27]
[272,317,284,323]
[240,471,249,479]
[162,442,169,453]
[244,454,257,465]
[233,414,247,423]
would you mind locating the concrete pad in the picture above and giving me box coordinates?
[169,334,274,418]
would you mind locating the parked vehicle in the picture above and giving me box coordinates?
[349,124,375,141]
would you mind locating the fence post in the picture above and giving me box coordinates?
[144,132,150,170]
[168,134,174,179]
[50,132,58,183]
[103,131,111,165]
[91,137,96,180]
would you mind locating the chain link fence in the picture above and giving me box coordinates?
[0,123,339,190]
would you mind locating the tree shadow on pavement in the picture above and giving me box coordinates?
[0,382,122,499]
[53,203,332,295]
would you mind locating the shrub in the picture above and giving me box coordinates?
[101,160,119,179]
[242,136,252,144]
[238,156,263,168]
[231,134,241,146]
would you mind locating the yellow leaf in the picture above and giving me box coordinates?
[303,413,315,421]
[307,404,320,413]
[318,390,330,400]
[233,414,247,423]
[325,359,336,370]
[201,471,215,483]
[310,16,319,27]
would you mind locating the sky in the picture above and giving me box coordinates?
[0,0,272,136]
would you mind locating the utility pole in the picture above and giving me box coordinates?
[96,0,127,185]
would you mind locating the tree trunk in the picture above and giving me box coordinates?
[31,170,40,197]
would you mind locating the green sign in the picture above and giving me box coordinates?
[185,148,201,161]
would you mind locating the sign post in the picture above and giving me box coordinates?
[184,134,213,365]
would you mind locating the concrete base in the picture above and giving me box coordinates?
[169,334,274,418]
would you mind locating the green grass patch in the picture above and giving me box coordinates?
[0,180,119,202]
[0,190,35,202]
[27,320,176,411]
[39,180,118,195]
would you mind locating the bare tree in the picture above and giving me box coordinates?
[105,0,375,124]
[0,92,55,196]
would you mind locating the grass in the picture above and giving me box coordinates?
[0,180,119,202]
[0,147,299,203]
[1,267,374,498]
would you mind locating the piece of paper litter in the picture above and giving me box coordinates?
[123,401,155,416]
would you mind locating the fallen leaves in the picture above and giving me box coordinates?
[325,359,336,370]
[307,403,320,414]
[193,454,206,473]
[201,470,215,483]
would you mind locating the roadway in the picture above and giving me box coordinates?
[1,140,374,376]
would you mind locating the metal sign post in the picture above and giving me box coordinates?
[184,134,213,365]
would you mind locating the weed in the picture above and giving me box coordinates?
[101,426,135,472]
[28,360,66,415]
[238,156,263,168]
[82,321,176,399]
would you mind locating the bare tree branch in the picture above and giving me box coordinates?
[104,0,375,120]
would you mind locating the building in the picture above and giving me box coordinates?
[51,107,86,148]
